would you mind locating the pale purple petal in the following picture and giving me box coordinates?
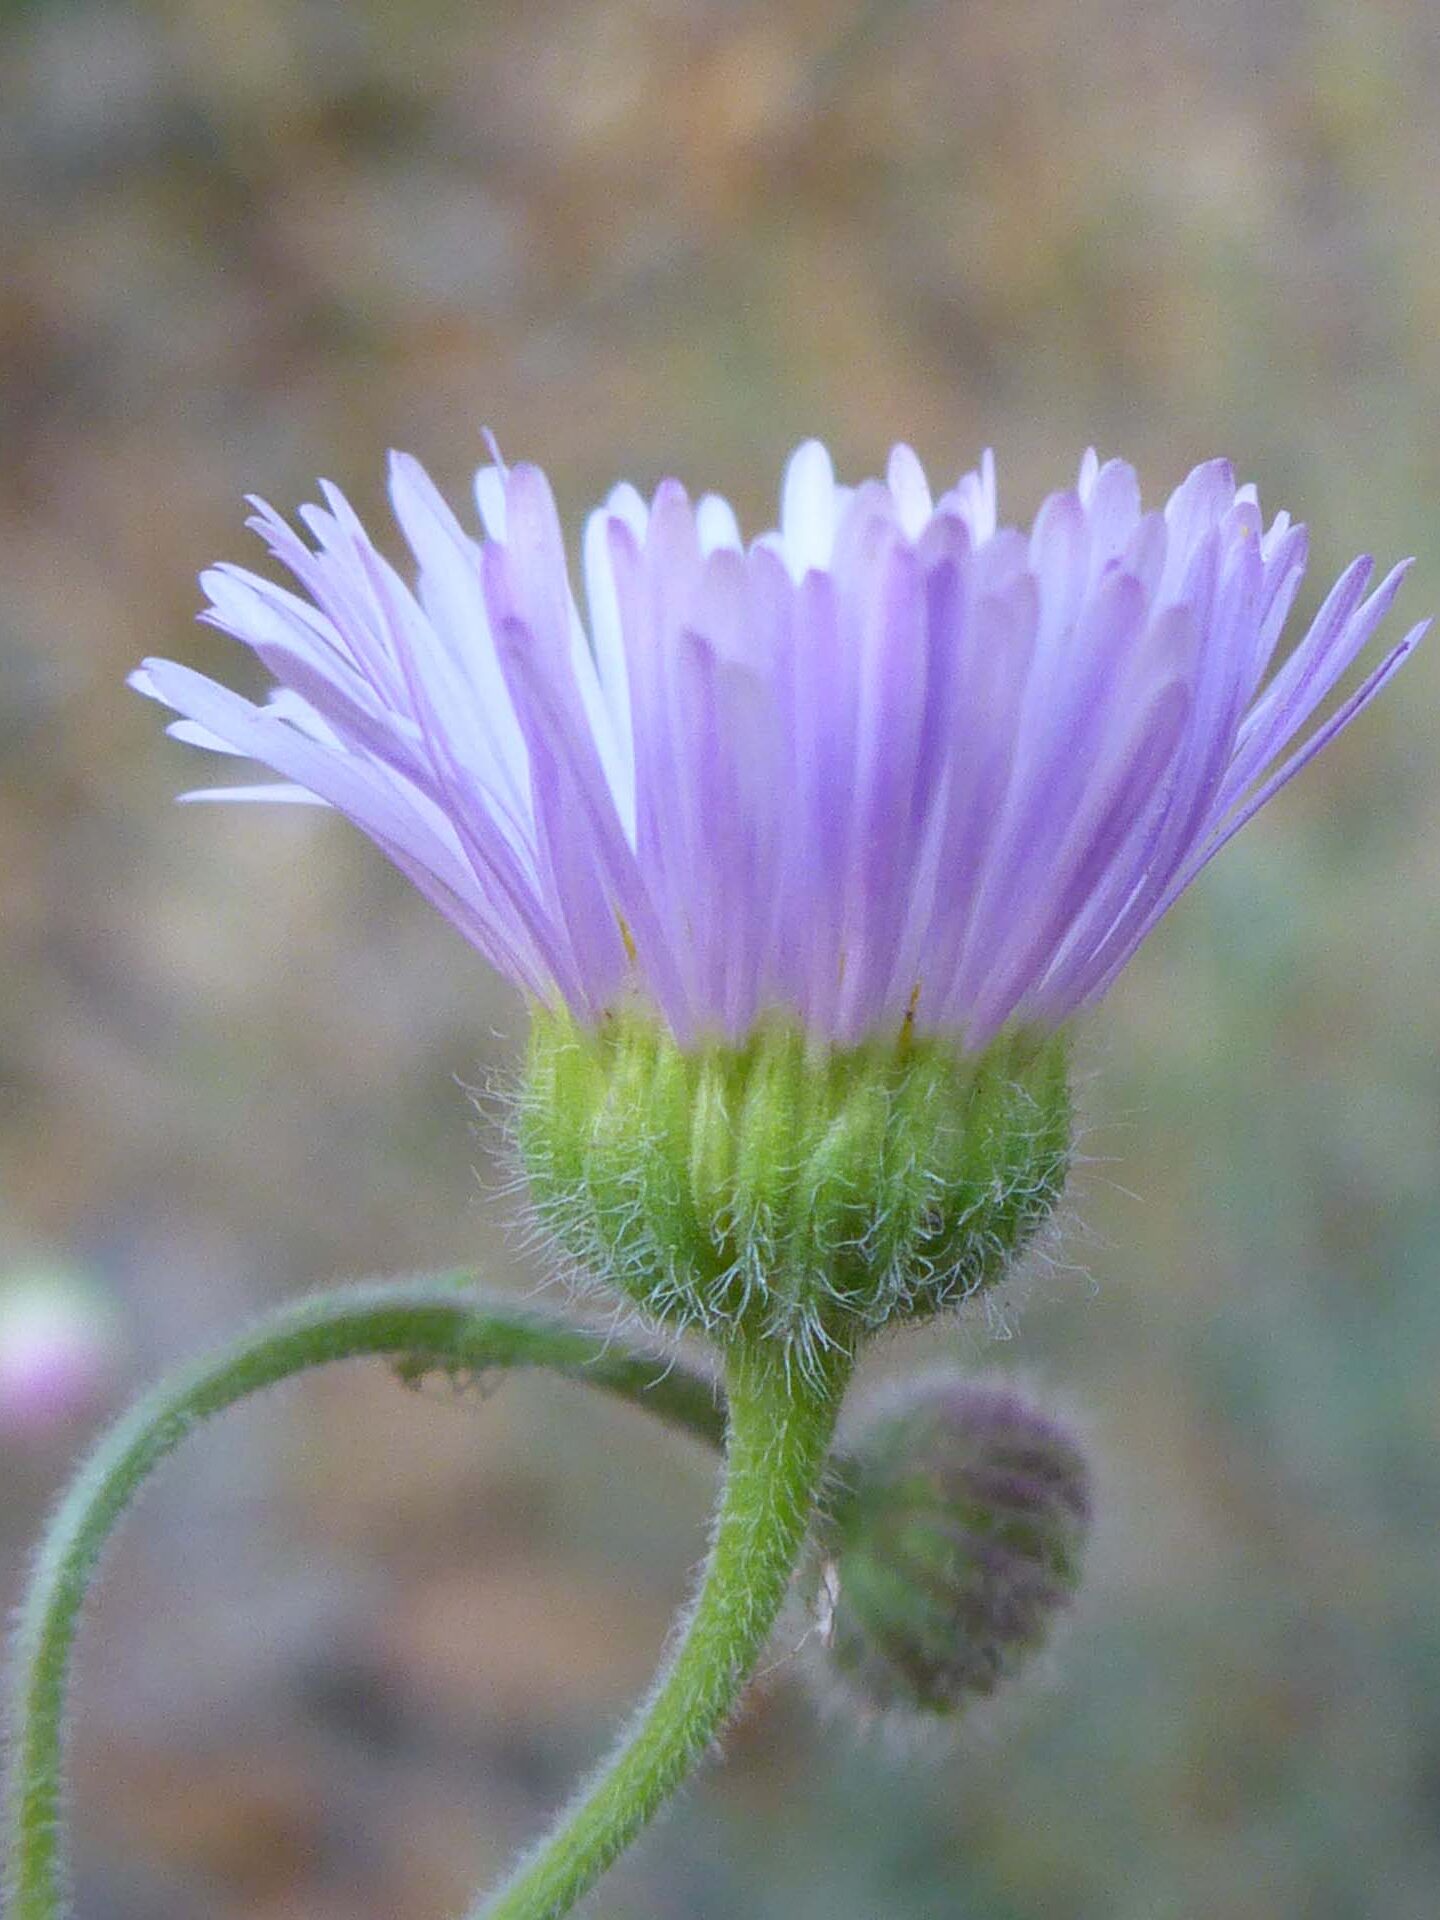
[138,438,1422,1049]
[1073,621,1427,1009]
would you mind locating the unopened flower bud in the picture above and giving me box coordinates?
[813,1372,1091,1720]
[0,1266,118,1435]
[518,1009,1070,1358]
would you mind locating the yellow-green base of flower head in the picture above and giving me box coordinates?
[518,1006,1072,1363]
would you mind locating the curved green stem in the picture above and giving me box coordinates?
[4,1279,722,1920]
[477,1334,855,1920]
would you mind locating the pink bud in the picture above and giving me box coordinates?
[0,1269,118,1435]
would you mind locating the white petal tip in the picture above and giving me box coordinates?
[178,785,331,807]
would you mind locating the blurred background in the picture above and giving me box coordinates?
[2,1,1439,1915]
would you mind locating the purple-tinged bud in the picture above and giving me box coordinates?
[0,1267,118,1435]
[813,1372,1091,1721]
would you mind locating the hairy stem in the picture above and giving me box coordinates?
[4,1279,722,1920]
[477,1334,855,1920]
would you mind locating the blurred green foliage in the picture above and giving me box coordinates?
[1,1,1438,1915]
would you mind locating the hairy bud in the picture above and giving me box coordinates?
[813,1372,1091,1720]
[518,1008,1071,1360]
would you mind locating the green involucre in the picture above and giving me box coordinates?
[518,1008,1072,1358]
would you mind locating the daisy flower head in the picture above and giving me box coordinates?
[133,439,1423,1354]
